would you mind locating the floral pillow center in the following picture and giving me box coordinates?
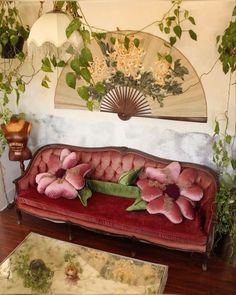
[35,148,91,200]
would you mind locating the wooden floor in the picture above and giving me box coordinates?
[0,206,235,295]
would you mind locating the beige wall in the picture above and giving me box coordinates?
[0,0,235,210]
[17,0,235,134]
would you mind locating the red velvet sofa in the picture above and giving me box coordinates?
[14,144,218,269]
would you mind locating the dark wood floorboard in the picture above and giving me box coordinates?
[0,207,235,295]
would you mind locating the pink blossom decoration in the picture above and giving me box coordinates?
[36,149,91,199]
[137,162,204,224]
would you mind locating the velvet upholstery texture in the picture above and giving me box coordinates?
[14,144,218,254]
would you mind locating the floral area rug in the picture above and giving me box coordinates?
[0,232,168,294]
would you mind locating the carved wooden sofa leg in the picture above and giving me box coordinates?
[68,223,73,241]
[131,236,137,257]
[202,253,209,271]
[16,208,22,225]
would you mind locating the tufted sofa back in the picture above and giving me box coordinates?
[15,144,217,197]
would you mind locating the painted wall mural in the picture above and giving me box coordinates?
[55,31,207,122]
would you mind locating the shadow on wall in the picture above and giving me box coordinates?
[28,113,214,169]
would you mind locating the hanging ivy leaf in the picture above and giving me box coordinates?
[124,36,130,50]
[169,36,177,46]
[10,35,18,46]
[231,159,236,170]
[188,16,196,25]
[86,100,94,111]
[95,82,105,94]
[165,54,172,64]
[173,25,182,38]
[70,56,81,74]
[110,37,116,45]
[41,57,53,72]
[66,72,76,89]
[159,23,164,32]
[77,86,89,100]
[189,30,197,41]
[81,47,93,63]
[133,38,140,48]
[80,68,91,83]
[66,18,82,38]
[214,121,220,135]
[81,29,91,44]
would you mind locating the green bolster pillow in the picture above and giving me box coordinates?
[87,179,140,199]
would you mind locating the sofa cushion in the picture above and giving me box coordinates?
[137,164,204,224]
[35,148,91,199]
[87,179,140,199]
[118,167,143,185]
[17,187,207,250]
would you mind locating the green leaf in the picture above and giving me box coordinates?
[223,63,229,74]
[95,82,105,94]
[15,89,20,106]
[57,60,66,67]
[169,36,177,46]
[184,10,189,19]
[126,198,147,211]
[174,9,179,17]
[232,5,236,16]
[17,82,25,93]
[188,16,196,25]
[214,121,220,135]
[86,100,94,111]
[66,18,82,38]
[92,32,106,40]
[133,38,140,48]
[70,56,81,74]
[124,36,130,50]
[50,55,57,67]
[81,47,93,63]
[66,72,76,89]
[78,187,92,206]
[189,30,197,41]
[231,159,236,170]
[165,54,172,64]
[173,25,182,38]
[41,57,53,72]
[110,36,116,45]
[216,35,221,44]
[164,27,170,34]
[15,52,25,61]
[225,135,232,144]
[81,29,91,44]
[77,86,89,100]
[10,35,18,46]
[0,73,3,82]
[41,80,49,88]
[80,68,91,83]
[159,23,164,32]
[0,44,2,54]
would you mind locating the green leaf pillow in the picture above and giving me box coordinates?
[126,198,147,211]
[78,187,93,207]
[118,167,143,186]
[87,179,140,199]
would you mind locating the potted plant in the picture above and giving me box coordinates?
[0,1,29,59]
[213,4,236,266]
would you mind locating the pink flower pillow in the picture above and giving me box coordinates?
[137,162,204,224]
[35,148,91,199]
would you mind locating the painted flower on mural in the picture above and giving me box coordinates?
[109,37,145,78]
[137,162,204,224]
[35,149,91,199]
[82,35,189,109]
